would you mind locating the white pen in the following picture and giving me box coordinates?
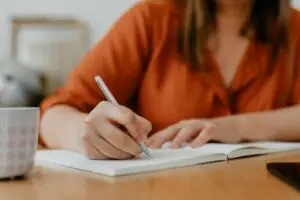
[94,75,151,158]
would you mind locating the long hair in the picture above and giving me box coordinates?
[177,0,293,73]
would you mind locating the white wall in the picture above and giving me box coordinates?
[1,0,300,58]
[0,0,299,93]
[0,0,137,58]
[0,0,138,93]
[293,0,300,9]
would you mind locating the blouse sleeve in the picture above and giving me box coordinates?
[40,2,153,116]
[288,10,300,105]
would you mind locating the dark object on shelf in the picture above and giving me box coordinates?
[0,58,46,107]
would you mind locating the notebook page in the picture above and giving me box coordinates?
[162,142,245,154]
[242,141,300,149]
[226,141,300,159]
[194,143,245,154]
[35,146,226,176]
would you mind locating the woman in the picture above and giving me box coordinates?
[40,0,300,160]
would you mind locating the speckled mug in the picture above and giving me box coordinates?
[0,107,39,179]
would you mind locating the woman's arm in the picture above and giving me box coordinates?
[238,106,300,141]
[241,35,300,142]
[40,105,87,152]
[39,2,153,149]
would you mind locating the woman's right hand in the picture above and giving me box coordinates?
[80,101,152,160]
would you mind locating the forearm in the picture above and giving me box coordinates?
[40,105,87,152]
[238,106,300,141]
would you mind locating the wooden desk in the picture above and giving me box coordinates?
[0,151,300,200]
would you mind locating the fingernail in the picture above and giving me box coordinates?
[136,134,146,142]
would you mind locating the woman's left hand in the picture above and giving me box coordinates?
[146,117,246,149]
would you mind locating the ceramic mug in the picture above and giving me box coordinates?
[0,107,39,179]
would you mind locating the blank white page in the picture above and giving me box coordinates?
[35,147,227,176]
[36,142,300,177]
[242,141,300,149]
[196,143,245,154]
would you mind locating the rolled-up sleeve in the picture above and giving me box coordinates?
[40,2,153,117]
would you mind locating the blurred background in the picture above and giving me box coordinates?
[0,0,298,108]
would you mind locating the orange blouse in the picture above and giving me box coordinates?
[40,1,300,135]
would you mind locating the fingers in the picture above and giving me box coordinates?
[135,115,153,140]
[82,101,152,160]
[147,124,181,148]
[190,125,215,148]
[87,101,151,141]
[81,127,109,160]
[82,141,108,160]
[108,102,152,141]
[170,124,202,148]
[87,119,141,156]
[83,123,133,159]
[147,121,216,149]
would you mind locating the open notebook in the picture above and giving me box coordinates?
[35,141,300,176]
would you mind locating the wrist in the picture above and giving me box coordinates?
[236,113,274,141]
[211,114,256,141]
[235,114,252,141]
[50,106,88,153]
[65,111,88,153]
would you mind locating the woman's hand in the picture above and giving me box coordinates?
[80,101,152,160]
[146,117,246,149]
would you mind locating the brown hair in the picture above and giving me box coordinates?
[176,0,295,106]
[177,0,293,73]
